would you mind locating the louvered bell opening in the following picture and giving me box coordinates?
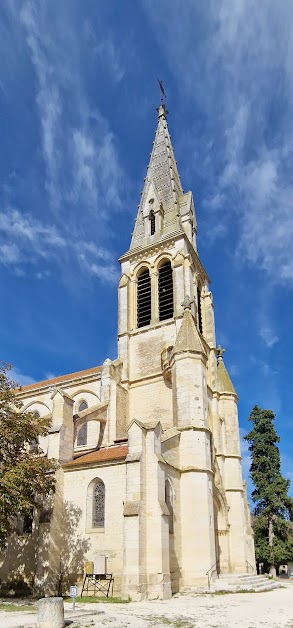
[137,269,151,328]
[197,287,203,334]
[150,211,155,235]
[159,262,173,321]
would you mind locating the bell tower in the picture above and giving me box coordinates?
[119,102,255,597]
[118,104,216,430]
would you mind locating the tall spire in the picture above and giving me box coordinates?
[129,103,196,251]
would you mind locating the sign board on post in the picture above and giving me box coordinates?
[70,585,77,610]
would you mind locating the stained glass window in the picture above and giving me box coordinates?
[93,481,105,528]
[79,400,88,412]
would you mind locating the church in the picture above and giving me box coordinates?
[1,103,255,600]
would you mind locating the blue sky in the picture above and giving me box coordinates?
[1,0,293,497]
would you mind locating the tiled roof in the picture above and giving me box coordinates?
[17,365,102,393]
[63,444,128,469]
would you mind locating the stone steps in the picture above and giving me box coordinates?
[177,573,281,595]
[213,573,280,593]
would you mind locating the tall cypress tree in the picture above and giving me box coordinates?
[244,405,293,574]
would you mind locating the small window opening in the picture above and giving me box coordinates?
[149,210,155,235]
[77,423,87,447]
[197,287,203,334]
[79,400,88,413]
[23,512,33,534]
[165,479,174,534]
[93,480,105,528]
[137,268,151,328]
[159,261,173,321]
[34,410,40,419]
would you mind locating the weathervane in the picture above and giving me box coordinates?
[158,79,166,103]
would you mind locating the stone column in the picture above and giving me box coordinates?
[144,424,171,599]
[122,421,146,600]
[37,597,64,628]
[150,269,159,324]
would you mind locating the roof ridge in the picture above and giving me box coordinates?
[16,365,102,394]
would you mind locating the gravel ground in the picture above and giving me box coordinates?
[0,583,293,628]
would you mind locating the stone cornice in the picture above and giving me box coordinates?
[177,425,211,435]
[119,230,185,263]
[16,368,102,400]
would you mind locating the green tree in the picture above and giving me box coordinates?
[244,405,293,574]
[0,363,57,547]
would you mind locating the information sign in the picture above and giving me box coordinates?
[70,586,77,598]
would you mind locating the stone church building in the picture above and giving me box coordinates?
[1,104,255,599]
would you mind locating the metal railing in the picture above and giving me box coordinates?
[246,560,255,573]
[206,561,219,590]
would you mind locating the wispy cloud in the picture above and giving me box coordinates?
[20,1,62,205]
[0,206,117,284]
[143,0,293,284]
[94,35,125,83]
[0,1,128,287]
[9,366,36,387]
[18,1,125,216]
[259,324,279,349]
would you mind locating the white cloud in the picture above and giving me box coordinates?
[36,270,51,280]
[79,254,119,285]
[0,206,117,285]
[94,35,125,83]
[0,243,21,265]
[20,1,62,205]
[0,208,66,251]
[19,1,125,216]
[9,366,36,387]
[143,0,293,285]
[259,326,279,349]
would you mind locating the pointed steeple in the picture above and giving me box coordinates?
[216,346,236,395]
[173,297,206,356]
[129,104,196,251]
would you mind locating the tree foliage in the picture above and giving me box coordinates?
[0,363,57,547]
[244,405,293,570]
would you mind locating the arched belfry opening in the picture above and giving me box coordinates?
[137,267,151,328]
[158,261,173,321]
[149,210,155,235]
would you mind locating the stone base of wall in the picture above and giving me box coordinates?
[122,573,172,601]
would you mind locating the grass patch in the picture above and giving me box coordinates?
[149,616,193,627]
[64,595,130,604]
[0,602,36,612]
[212,588,255,595]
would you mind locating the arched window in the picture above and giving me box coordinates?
[158,261,173,321]
[137,268,151,328]
[34,410,40,419]
[77,423,87,447]
[93,480,105,528]
[165,479,174,534]
[79,400,88,413]
[197,286,203,334]
[149,210,155,235]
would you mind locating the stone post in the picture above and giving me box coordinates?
[37,597,64,628]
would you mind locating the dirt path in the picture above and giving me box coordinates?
[0,584,293,628]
